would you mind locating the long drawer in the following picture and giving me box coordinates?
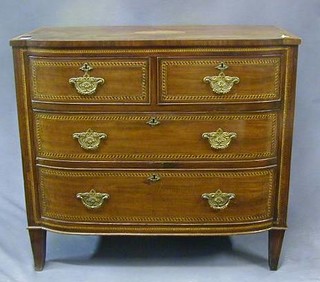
[38,167,276,224]
[34,112,278,162]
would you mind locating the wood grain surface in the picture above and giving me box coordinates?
[11,25,300,270]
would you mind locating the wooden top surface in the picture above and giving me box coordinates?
[10,25,301,47]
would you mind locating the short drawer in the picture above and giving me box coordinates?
[38,167,276,224]
[158,56,281,104]
[34,112,278,162]
[29,57,150,104]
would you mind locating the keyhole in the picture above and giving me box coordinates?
[216,62,229,71]
[80,63,93,73]
[148,173,161,182]
[146,117,160,127]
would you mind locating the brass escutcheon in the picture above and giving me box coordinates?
[203,62,240,95]
[148,173,161,182]
[76,189,109,209]
[69,63,104,95]
[202,128,237,150]
[73,128,107,150]
[146,117,160,127]
[202,189,235,210]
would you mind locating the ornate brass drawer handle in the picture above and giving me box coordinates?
[73,128,107,150]
[148,173,161,182]
[203,62,240,95]
[202,128,237,150]
[202,189,235,210]
[69,63,105,95]
[76,189,109,209]
[146,117,160,127]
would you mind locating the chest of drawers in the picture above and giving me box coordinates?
[10,26,300,271]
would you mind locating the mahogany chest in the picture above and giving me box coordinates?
[10,26,301,270]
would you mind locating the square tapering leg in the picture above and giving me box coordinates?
[268,229,285,270]
[28,229,47,271]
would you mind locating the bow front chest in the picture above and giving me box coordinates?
[10,26,301,270]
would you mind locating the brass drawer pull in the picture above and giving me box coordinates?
[69,63,105,95]
[76,189,109,209]
[202,189,235,210]
[203,62,240,95]
[73,128,107,150]
[202,128,237,149]
[148,173,161,182]
[146,117,160,127]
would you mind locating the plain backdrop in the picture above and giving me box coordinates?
[1,1,320,281]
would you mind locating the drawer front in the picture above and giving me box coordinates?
[30,57,150,104]
[38,167,275,224]
[159,56,281,104]
[34,112,278,161]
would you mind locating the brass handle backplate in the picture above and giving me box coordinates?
[69,63,104,95]
[76,189,109,209]
[203,62,240,95]
[73,128,107,150]
[202,128,237,150]
[202,189,235,210]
